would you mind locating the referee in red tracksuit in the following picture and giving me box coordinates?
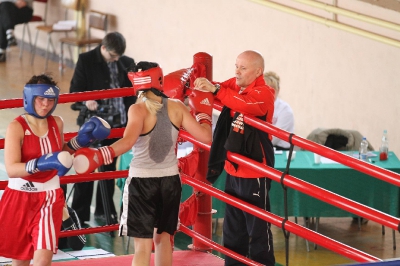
[194,50,276,266]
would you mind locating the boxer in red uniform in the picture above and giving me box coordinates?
[73,62,212,266]
[0,74,110,266]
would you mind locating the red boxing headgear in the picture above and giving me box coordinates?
[127,63,164,95]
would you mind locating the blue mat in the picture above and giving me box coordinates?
[342,259,400,265]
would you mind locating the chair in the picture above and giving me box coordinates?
[59,10,108,74]
[30,0,82,70]
[18,0,49,59]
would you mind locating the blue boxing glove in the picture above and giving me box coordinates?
[25,151,73,176]
[67,116,111,151]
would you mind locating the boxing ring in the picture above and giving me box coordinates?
[1,52,400,265]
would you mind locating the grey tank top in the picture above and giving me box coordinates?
[128,98,179,177]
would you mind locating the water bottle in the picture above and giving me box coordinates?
[379,130,389,161]
[359,137,368,161]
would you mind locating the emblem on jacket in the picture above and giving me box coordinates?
[232,113,244,134]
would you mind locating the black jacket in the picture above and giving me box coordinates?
[207,107,232,184]
[207,107,274,184]
[69,45,137,126]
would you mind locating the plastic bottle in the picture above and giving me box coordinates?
[359,137,368,161]
[379,130,389,161]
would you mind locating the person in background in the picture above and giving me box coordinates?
[59,185,86,251]
[194,50,276,266]
[0,74,109,266]
[263,71,294,150]
[0,0,33,61]
[72,61,213,266]
[69,31,136,225]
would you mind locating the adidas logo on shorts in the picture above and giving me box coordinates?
[44,87,56,96]
[200,98,211,106]
[21,181,38,191]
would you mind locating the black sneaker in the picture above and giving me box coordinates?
[7,36,17,47]
[0,53,5,62]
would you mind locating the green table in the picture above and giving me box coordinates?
[270,151,400,218]
[201,151,400,219]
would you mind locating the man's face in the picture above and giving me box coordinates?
[235,53,261,88]
[101,45,120,62]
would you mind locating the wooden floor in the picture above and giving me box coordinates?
[1,46,400,266]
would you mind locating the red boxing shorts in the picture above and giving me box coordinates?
[0,177,64,260]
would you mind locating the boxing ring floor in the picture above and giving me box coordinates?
[2,47,400,266]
